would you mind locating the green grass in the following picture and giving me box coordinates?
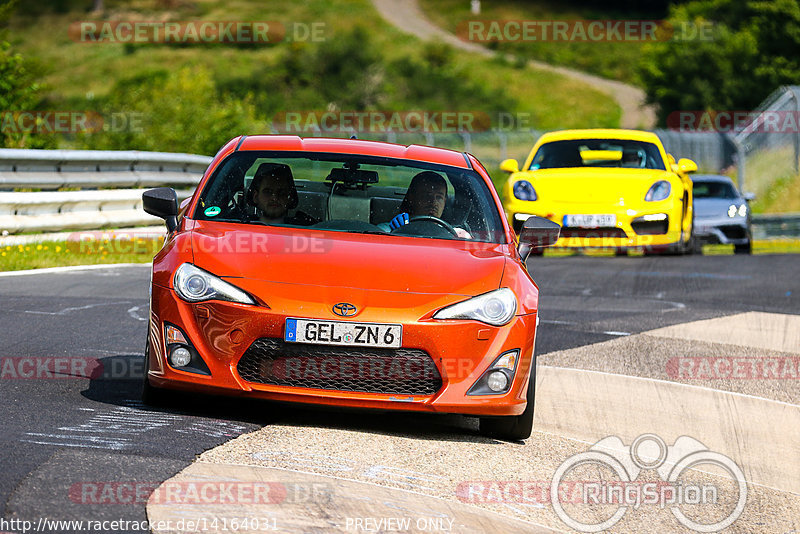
[7,0,619,140]
[2,235,796,273]
[419,0,663,85]
[0,238,162,271]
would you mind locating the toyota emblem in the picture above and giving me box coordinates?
[332,302,357,317]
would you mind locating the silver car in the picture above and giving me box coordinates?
[692,175,754,254]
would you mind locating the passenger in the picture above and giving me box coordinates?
[248,163,317,226]
[384,171,470,238]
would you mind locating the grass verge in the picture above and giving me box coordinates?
[1,236,797,272]
[8,0,619,139]
[0,238,162,272]
[419,0,662,85]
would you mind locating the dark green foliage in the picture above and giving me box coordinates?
[77,67,259,155]
[640,0,800,125]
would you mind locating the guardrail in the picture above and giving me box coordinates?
[1,148,799,238]
[0,148,210,190]
[752,213,800,240]
[0,149,209,234]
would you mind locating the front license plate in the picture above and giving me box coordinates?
[285,318,402,348]
[564,214,617,228]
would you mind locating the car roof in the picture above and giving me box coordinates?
[536,129,663,144]
[234,135,471,169]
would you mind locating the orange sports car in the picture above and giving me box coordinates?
[142,136,559,440]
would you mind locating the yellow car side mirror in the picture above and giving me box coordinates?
[500,159,520,173]
[666,153,678,173]
[678,158,698,174]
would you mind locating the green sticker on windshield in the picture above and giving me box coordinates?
[204,206,221,217]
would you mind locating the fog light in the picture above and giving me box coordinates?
[487,371,508,392]
[169,347,192,367]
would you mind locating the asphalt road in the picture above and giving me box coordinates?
[0,254,797,532]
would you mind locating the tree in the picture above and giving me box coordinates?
[640,0,800,125]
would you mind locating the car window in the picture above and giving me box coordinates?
[530,139,666,170]
[193,151,506,243]
[693,181,739,199]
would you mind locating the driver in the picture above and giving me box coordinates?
[383,171,470,238]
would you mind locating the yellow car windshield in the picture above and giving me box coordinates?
[531,139,666,170]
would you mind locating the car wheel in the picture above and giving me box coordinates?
[479,363,536,441]
[614,247,628,257]
[142,336,175,407]
[734,241,752,255]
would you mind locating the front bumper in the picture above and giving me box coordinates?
[693,217,750,245]
[505,198,684,249]
[147,284,537,417]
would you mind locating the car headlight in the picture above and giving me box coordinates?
[645,181,671,202]
[729,204,747,217]
[173,263,256,304]
[433,288,517,326]
[512,180,537,201]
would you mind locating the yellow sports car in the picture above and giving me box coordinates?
[501,129,697,255]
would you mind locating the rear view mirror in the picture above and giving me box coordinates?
[143,187,179,232]
[517,216,561,261]
[744,192,756,202]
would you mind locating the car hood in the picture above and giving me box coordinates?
[190,222,506,296]
[694,197,742,218]
[519,168,674,204]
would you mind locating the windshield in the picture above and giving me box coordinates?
[193,151,506,243]
[693,180,739,199]
[530,139,666,170]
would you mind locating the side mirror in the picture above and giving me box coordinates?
[143,187,179,232]
[500,159,520,173]
[517,216,561,262]
[677,158,698,174]
[667,153,678,173]
[744,192,756,202]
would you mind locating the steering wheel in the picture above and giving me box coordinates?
[407,215,459,237]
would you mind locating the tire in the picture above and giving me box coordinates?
[479,363,536,441]
[691,237,703,255]
[614,247,628,257]
[734,240,752,254]
[141,336,175,407]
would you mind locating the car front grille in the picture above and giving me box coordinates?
[237,338,443,396]
[560,227,628,239]
[719,224,747,239]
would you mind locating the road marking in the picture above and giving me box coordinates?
[602,331,631,336]
[21,433,130,450]
[591,269,752,280]
[17,301,132,316]
[24,405,250,450]
[127,304,148,322]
